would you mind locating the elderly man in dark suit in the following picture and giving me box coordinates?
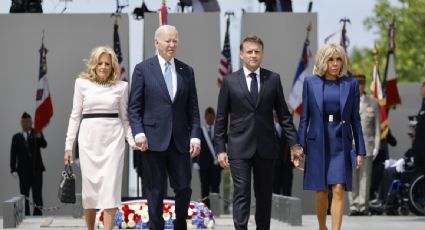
[10,112,47,216]
[128,25,201,230]
[214,36,302,230]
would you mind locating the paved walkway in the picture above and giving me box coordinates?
[2,215,425,229]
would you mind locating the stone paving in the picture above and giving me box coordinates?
[1,214,425,229]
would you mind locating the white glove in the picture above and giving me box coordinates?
[11,172,18,177]
[372,148,378,160]
[395,158,405,173]
[192,162,200,170]
[385,159,397,169]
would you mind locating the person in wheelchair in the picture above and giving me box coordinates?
[369,115,425,215]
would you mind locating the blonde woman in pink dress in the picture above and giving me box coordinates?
[64,46,138,230]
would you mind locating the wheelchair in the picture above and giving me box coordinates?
[369,167,425,216]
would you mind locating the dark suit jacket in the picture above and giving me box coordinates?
[195,125,218,169]
[10,130,47,175]
[298,75,366,190]
[128,55,201,152]
[214,68,298,159]
[413,107,425,174]
[275,123,291,164]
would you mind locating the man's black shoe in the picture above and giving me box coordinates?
[349,210,359,216]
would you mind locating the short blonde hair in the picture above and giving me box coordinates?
[313,43,348,78]
[79,46,120,84]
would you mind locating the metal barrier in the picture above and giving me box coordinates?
[271,194,302,226]
[3,195,25,228]
[3,193,83,228]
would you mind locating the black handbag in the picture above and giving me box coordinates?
[58,163,76,204]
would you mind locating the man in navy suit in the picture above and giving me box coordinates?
[128,25,201,230]
[214,36,303,230]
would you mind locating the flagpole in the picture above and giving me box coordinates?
[373,43,378,68]
[305,21,312,43]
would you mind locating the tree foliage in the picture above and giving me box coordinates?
[349,0,425,82]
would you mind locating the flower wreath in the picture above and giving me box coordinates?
[96,199,215,229]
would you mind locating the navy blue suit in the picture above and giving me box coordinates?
[299,75,366,191]
[128,55,201,230]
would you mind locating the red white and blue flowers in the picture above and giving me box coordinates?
[96,199,215,229]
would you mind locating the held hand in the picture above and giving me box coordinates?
[190,143,201,158]
[135,136,149,152]
[11,172,18,177]
[64,150,73,165]
[356,155,364,169]
[290,144,304,161]
[290,145,304,171]
[217,152,230,170]
[131,144,142,151]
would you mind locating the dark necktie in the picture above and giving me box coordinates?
[249,72,258,103]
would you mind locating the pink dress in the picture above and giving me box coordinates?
[65,78,134,209]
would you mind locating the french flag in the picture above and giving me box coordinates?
[383,22,401,108]
[34,39,53,135]
[288,39,311,115]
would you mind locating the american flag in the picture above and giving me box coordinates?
[113,22,127,81]
[34,35,53,135]
[217,17,232,86]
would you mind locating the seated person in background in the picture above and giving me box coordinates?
[413,82,425,175]
[370,117,417,207]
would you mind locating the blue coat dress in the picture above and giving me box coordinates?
[298,75,366,191]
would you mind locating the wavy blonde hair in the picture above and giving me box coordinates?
[313,43,348,78]
[79,46,120,84]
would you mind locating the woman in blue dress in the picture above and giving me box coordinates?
[298,43,366,230]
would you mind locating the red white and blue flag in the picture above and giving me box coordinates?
[370,60,388,139]
[217,17,232,87]
[288,39,311,114]
[34,37,53,135]
[159,0,168,25]
[383,22,401,108]
[113,22,127,81]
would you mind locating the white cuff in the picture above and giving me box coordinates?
[190,138,201,144]
[135,133,146,139]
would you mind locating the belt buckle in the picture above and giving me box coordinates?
[328,115,334,122]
